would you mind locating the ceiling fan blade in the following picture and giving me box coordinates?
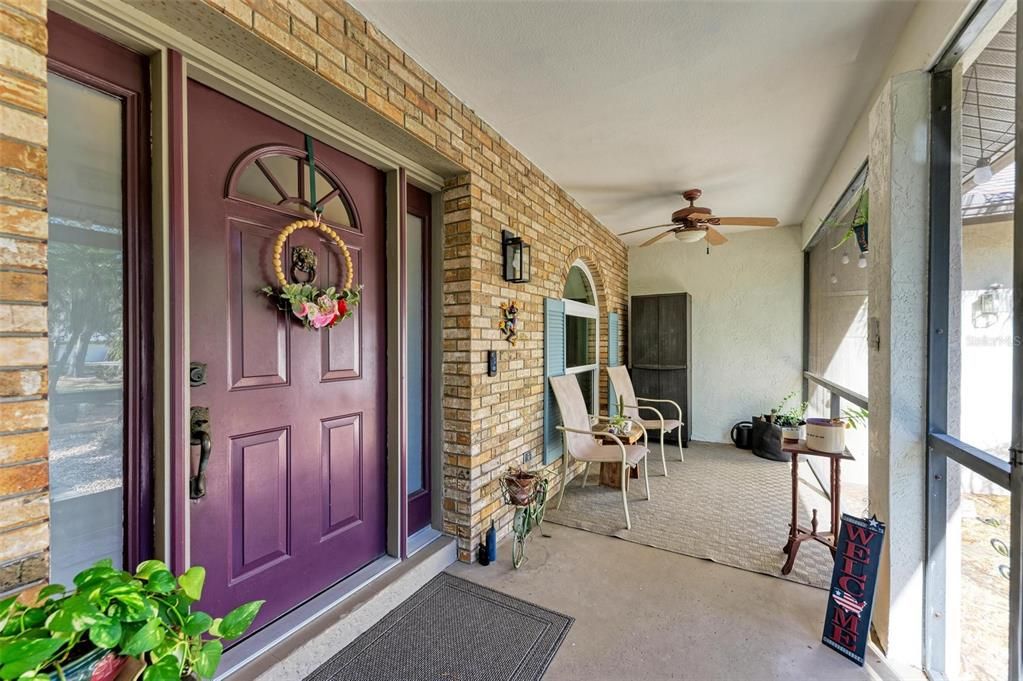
[640,230,674,248]
[705,226,729,246]
[619,221,678,236]
[714,217,780,227]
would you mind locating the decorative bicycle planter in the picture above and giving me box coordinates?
[501,468,550,568]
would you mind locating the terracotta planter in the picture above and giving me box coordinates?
[503,473,538,507]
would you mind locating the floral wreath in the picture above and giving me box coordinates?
[261,215,361,330]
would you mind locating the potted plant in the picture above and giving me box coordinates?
[806,406,868,454]
[0,559,264,681]
[829,189,869,254]
[502,466,540,507]
[607,397,633,436]
[768,392,808,442]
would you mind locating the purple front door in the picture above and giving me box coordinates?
[187,81,386,635]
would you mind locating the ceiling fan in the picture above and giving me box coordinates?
[620,189,780,248]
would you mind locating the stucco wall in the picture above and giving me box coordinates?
[800,0,970,247]
[629,226,803,443]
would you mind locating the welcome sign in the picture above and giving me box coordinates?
[822,514,886,665]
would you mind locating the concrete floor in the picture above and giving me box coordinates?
[449,525,901,681]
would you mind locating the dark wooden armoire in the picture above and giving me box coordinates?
[629,293,692,446]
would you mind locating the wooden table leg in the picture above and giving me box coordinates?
[600,462,629,490]
[829,456,841,558]
[783,453,799,555]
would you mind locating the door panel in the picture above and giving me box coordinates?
[658,295,687,368]
[630,296,659,367]
[321,245,362,380]
[229,428,290,578]
[227,218,289,389]
[187,81,386,636]
[321,413,363,535]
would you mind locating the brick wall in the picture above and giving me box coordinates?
[0,0,629,596]
[200,0,631,561]
[0,0,50,595]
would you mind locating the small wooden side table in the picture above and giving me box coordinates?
[592,425,642,489]
[780,439,854,576]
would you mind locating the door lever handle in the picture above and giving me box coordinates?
[190,406,212,500]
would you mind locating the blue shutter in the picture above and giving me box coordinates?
[544,298,566,464]
[608,312,620,416]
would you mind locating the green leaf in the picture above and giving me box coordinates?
[177,567,205,601]
[182,612,213,637]
[46,596,101,633]
[151,638,185,666]
[134,560,168,580]
[142,570,176,594]
[217,600,264,640]
[0,638,64,678]
[120,618,165,656]
[141,653,182,681]
[36,585,66,601]
[73,561,116,589]
[207,618,223,638]
[89,618,122,649]
[0,597,16,618]
[193,640,223,679]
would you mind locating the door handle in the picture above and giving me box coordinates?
[190,406,212,500]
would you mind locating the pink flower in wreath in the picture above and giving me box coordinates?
[311,298,340,329]
[293,300,319,320]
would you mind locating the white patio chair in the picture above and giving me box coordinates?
[550,374,650,530]
[607,365,685,477]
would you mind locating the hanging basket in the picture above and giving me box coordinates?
[261,217,361,330]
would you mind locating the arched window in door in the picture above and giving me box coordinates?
[229,146,358,230]
[563,261,600,413]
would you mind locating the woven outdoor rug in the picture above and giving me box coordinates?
[544,441,835,589]
[304,573,573,681]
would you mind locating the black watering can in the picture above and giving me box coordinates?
[730,421,753,449]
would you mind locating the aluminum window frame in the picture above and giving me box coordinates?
[925,3,1021,679]
[563,261,600,412]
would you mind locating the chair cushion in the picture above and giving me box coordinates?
[637,418,682,432]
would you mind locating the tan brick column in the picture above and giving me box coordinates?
[0,0,50,596]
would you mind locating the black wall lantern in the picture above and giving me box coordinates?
[502,229,530,283]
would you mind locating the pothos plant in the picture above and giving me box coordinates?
[0,559,263,681]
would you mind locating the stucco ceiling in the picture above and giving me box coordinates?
[353,0,915,243]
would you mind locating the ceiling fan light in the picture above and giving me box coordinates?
[674,230,706,243]
[974,157,994,186]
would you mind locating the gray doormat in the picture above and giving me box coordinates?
[304,572,573,681]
